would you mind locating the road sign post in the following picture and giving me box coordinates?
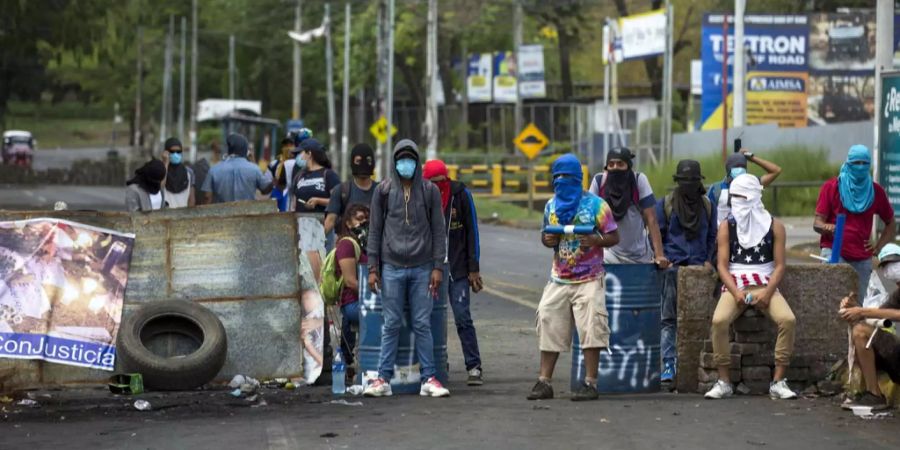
[514,123,550,215]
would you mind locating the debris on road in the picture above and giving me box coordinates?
[230,389,242,398]
[16,399,39,408]
[346,385,364,395]
[133,400,151,411]
[320,432,339,438]
[532,404,550,410]
[329,399,363,406]
[851,406,894,420]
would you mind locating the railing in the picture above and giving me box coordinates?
[448,163,591,197]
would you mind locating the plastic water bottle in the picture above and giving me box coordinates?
[332,349,346,395]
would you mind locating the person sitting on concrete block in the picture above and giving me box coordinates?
[838,243,900,411]
[704,174,798,400]
[656,160,718,384]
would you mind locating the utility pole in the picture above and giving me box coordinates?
[161,15,174,147]
[134,25,143,153]
[874,0,894,186]
[375,0,386,179]
[340,2,351,179]
[733,0,746,128]
[189,0,198,162]
[662,1,674,162]
[385,0,395,164]
[293,0,303,120]
[513,0,523,135]
[460,40,469,152]
[178,16,187,142]
[229,34,235,102]
[325,3,338,169]
[424,0,438,159]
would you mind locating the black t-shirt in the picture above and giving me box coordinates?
[292,168,340,213]
[326,180,378,218]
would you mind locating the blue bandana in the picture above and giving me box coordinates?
[551,154,584,226]
[838,144,874,213]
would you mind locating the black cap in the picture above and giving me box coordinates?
[606,147,635,165]
[675,159,703,180]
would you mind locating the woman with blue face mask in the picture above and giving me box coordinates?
[162,137,196,208]
[708,149,783,227]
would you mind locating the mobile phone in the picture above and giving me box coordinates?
[734,138,742,153]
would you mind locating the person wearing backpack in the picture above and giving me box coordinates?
[364,139,449,398]
[655,160,718,384]
[320,203,369,385]
[324,143,378,236]
[423,159,484,386]
[708,149,782,227]
[590,147,669,268]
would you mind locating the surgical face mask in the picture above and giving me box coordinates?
[295,154,307,170]
[884,262,900,283]
[730,167,747,179]
[169,152,183,165]
[396,158,416,179]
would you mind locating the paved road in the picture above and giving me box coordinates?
[2,223,898,449]
[29,147,135,171]
[0,185,126,211]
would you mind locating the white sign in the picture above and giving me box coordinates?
[617,9,667,61]
[518,45,546,99]
[691,59,702,95]
[493,51,518,103]
[197,99,262,122]
[467,53,493,103]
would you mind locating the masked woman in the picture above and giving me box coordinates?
[161,138,195,208]
[335,204,369,384]
[126,159,167,212]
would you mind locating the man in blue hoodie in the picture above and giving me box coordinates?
[365,139,450,398]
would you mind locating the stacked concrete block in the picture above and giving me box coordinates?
[676,265,857,393]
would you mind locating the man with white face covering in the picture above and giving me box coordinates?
[705,174,798,400]
[837,243,900,410]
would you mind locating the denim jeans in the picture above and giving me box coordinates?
[660,267,679,365]
[820,247,872,302]
[340,301,360,366]
[378,263,436,381]
[449,277,482,371]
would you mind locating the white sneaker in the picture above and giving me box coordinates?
[704,380,734,399]
[363,378,392,397]
[420,377,450,397]
[769,379,798,400]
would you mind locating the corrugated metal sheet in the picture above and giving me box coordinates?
[0,201,307,387]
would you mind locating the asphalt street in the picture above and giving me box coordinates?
[1,221,898,449]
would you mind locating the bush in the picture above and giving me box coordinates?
[641,146,838,217]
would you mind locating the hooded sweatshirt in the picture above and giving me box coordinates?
[367,139,447,272]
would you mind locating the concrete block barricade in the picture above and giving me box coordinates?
[0,201,310,389]
[675,264,857,393]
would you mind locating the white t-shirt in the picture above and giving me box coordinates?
[149,192,163,210]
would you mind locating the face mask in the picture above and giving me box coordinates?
[169,152,183,165]
[396,159,416,179]
[351,222,368,248]
[295,154,307,170]
[884,262,900,283]
[730,167,746,179]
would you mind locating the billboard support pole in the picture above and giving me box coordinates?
[733,0,745,128]
[721,16,729,162]
[874,0,893,189]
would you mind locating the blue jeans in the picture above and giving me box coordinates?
[449,277,482,371]
[340,301,360,366]
[660,267,678,365]
[378,263,436,381]
[820,247,871,302]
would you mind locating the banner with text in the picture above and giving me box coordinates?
[518,44,546,99]
[879,71,900,217]
[0,218,134,371]
[493,51,518,103]
[618,9,667,61]
[467,53,493,103]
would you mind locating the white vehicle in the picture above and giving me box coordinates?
[2,130,35,168]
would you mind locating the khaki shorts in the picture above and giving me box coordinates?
[536,278,609,352]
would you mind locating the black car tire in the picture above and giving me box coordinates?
[117,300,227,391]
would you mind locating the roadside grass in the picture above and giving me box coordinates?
[474,196,538,223]
[4,116,117,149]
[640,146,839,217]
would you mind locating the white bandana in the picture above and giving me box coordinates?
[729,174,772,249]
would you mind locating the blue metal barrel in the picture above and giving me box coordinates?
[570,264,661,393]
[357,264,448,394]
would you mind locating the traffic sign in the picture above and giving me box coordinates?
[513,123,549,160]
[369,116,398,144]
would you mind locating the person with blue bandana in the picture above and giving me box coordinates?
[527,154,620,402]
[708,149,782,227]
[815,145,896,302]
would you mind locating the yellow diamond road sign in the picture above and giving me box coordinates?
[369,116,398,144]
[514,123,549,160]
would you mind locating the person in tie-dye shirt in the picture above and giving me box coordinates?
[527,154,619,403]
